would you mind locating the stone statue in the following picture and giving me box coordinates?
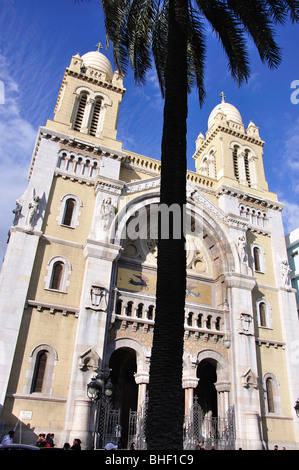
[281,260,292,287]
[100,197,115,231]
[12,199,22,226]
[237,236,247,264]
[26,193,40,230]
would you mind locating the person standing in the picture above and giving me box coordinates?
[1,430,15,445]
[71,438,82,450]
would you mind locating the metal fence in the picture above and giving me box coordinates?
[100,396,235,450]
[128,396,236,450]
[184,399,236,450]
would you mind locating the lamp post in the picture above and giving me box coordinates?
[87,371,113,449]
[294,399,299,418]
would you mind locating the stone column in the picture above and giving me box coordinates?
[215,381,230,419]
[183,378,199,416]
[135,378,148,413]
[224,272,263,450]
[0,134,59,415]
[63,239,122,448]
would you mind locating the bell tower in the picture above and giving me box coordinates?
[47,44,126,150]
[192,93,269,192]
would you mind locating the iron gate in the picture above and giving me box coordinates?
[96,395,121,449]
[128,396,148,449]
[184,399,236,450]
[128,397,236,450]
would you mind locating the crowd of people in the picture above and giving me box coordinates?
[0,430,82,450]
[0,431,290,450]
[35,433,82,450]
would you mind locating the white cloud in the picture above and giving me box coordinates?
[281,200,299,235]
[283,118,299,171]
[0,54,36,262]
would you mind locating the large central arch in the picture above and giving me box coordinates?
[109,185,238,274]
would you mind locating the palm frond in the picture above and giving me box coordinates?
[226,0,281,69]
[152,0,169,97]
[268,0,299,22]
[125,0,158,85]
[187,1,206,106]
[101,0,131,75]
[196,0,250,85]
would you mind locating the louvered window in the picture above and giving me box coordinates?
[74,93,88,131]
[89,99,102,136]
[233,146,239,181]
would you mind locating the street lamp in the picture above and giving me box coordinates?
[294,399,299,417]
[87,372,114,449]
[87,373,114,401]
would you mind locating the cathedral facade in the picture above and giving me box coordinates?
[0,49,298,450]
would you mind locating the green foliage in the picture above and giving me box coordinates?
[101,0,299,106]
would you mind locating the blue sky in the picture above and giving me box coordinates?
[0,0,299,262]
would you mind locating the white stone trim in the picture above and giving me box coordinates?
[250,243,266,274]
[255,298,273,329]
[56,193,83,229]
[262,372,282,416]
[44,256,72,292]
[23,343,58,396]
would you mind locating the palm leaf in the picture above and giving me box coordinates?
[196,0,251,84]
[187,1,206,105]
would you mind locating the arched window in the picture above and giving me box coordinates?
[256,299,272,329]
[137,303,143,318]
[263,373,281,415]
[253,246,261,272]
[116,299,122,315]
[50,261,64,290]
[244,150,251,187]
[62,198,76,226]
[233,146,239,181]
[31,350,48,393]
[187,312,193,326]
[72,88,110,136]
[259,302,267,327]
[197,314,203,328]
[57,193,82,229]
[147,305,154,320]
[24,344,58,397]
[126,301,133,316]
[89,98,102,136]
[266,377,275,413]
[74,92,88,131]
[45,256,72,292]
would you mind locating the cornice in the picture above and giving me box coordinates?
[29,127,127,181]
[193,123,265,158]
[216,184,284,211]
[66,67,126,95]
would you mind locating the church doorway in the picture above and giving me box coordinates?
[109,347,138,448]
[195,358,218,418]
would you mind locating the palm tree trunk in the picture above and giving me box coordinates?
[146,0,188,450]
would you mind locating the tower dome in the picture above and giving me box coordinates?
[208,93,243,129]
[81,47,113,80]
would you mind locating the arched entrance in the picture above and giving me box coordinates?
[109,347,138,448]
[195,358,218,418]
[183,353,235,449]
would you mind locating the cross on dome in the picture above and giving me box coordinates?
[96,42,103,51]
